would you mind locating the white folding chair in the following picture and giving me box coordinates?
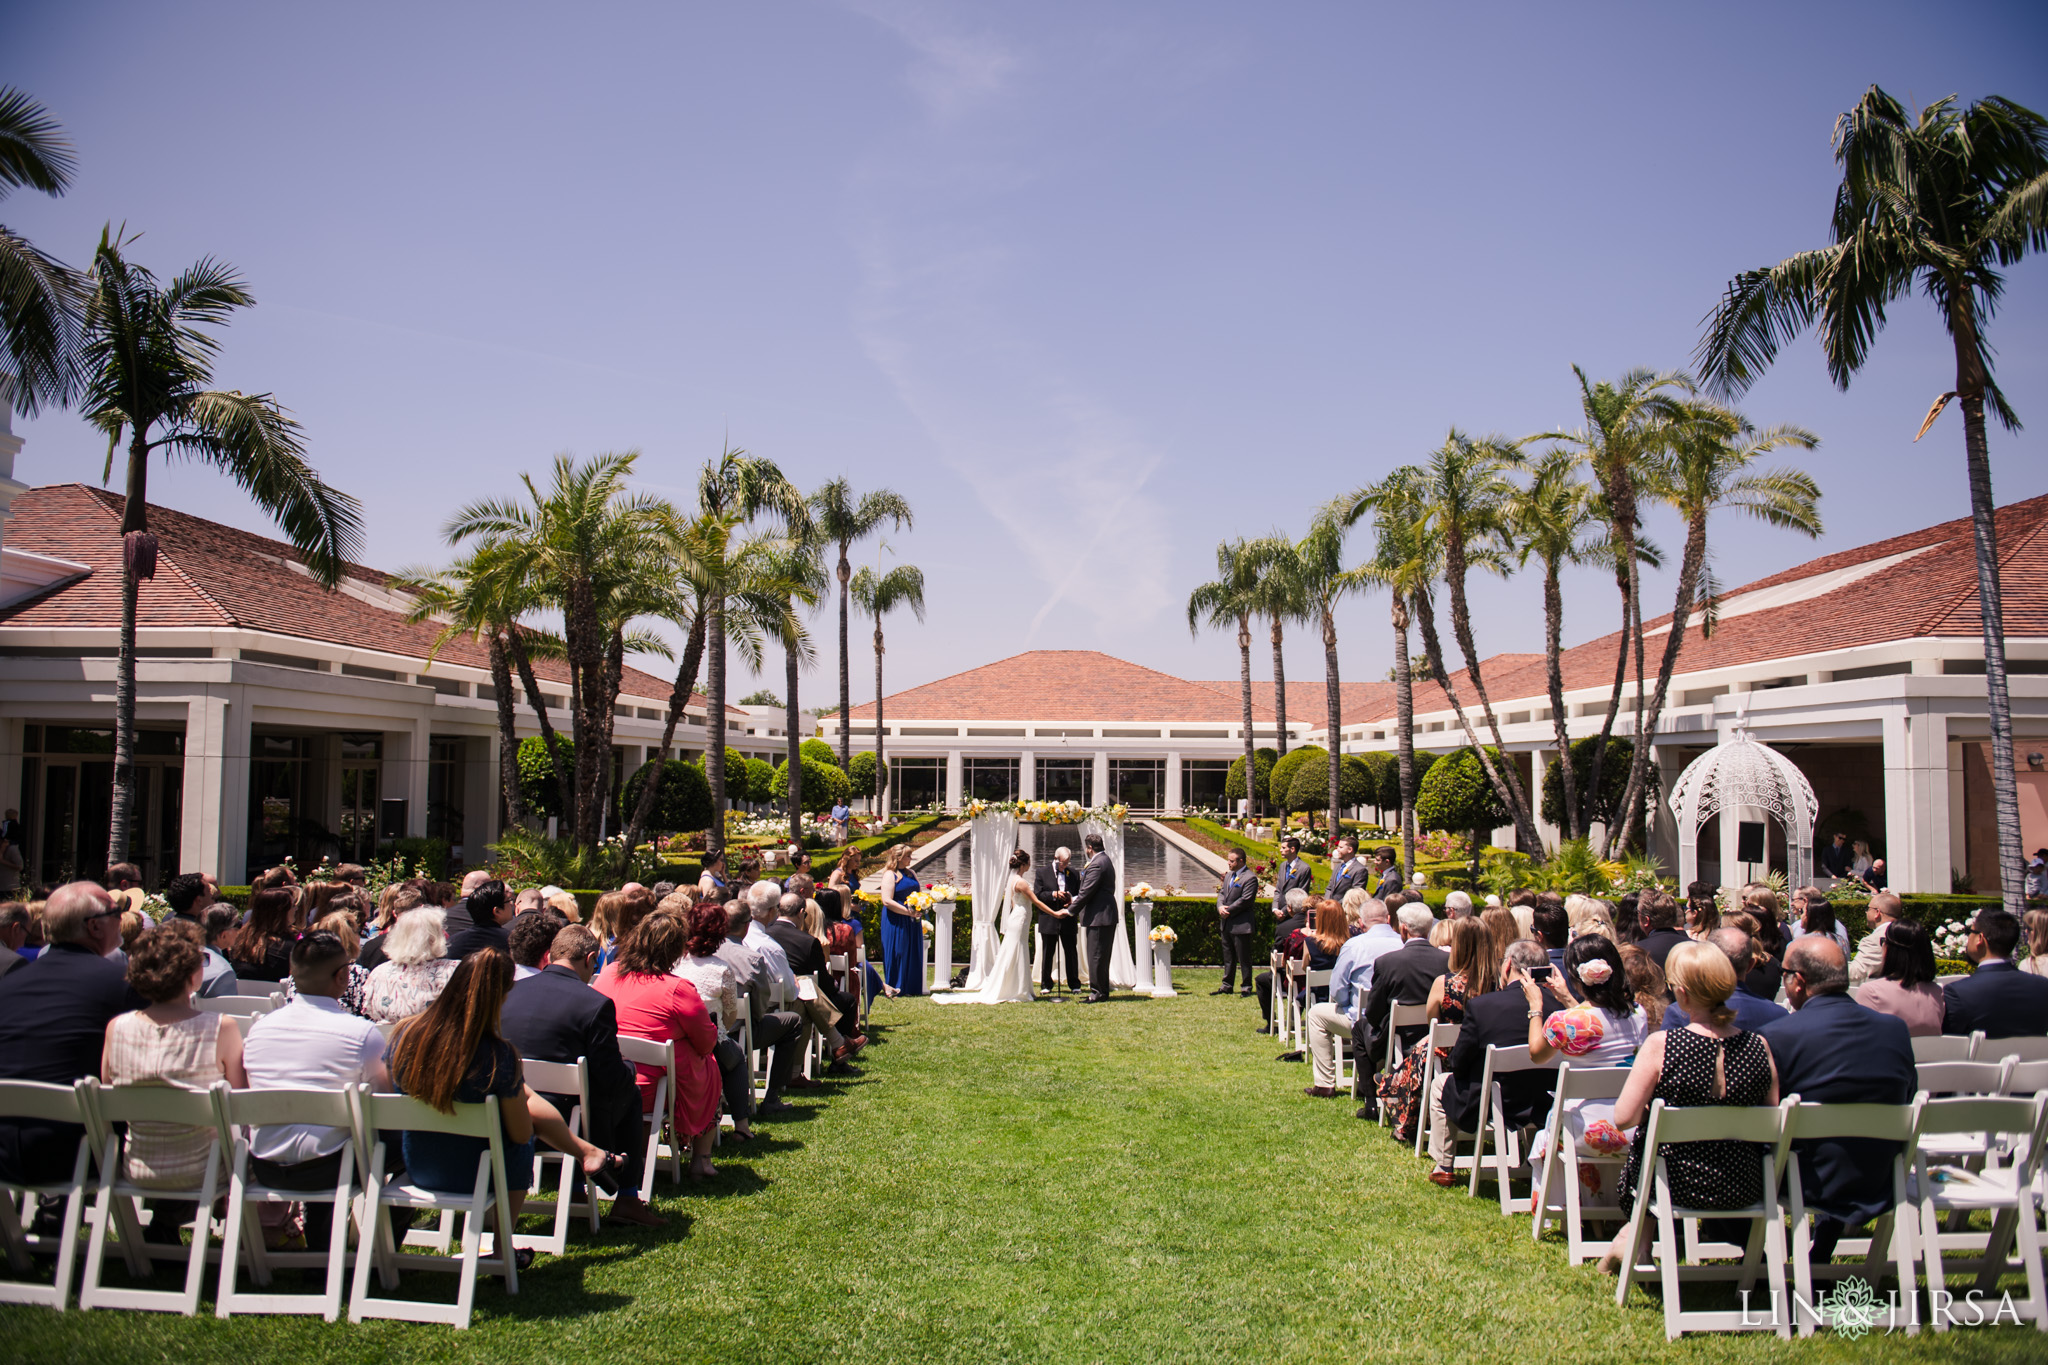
[194,994,279,1021]
[1378,1001,1429,1128]
[1775,1097,1921,1337]
[517,1058,601,1255]
[346,1086,518,1330]
[1916,1061,2016,1165]
[1985,1037,2048,1066]
[1908,1093,2048,1332]
[210,1086,355,1321]
[232,980,281,998]
[1467,1045,1560,1214]
[1528,1063,1634,1265]
[1292,970,1331,1055]
[797,974,826,1079]
[1266,951,1286,1037]
[2004,1060,2048,1097]
[1612,1100,1790,1340]
[0,1078,96,1309]
[1913,1033,1983,1065]
[617,1036,681,1189]
[1412,1022,1460,1158]
[77,1079,226,1316]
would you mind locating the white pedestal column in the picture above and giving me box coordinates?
[1151,943,1176,997]
[934,899,956,989]
[1131,900,1154,993]
[1165,750,1183,815]
[1093,750,1110,808]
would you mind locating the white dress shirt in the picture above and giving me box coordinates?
[1333,923,1404,1023]
[744,920,800,1004]
[242,995,387,1163]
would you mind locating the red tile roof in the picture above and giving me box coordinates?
[0,484,732,711]
[1195,678,1399,728]
[847,650,1279,724]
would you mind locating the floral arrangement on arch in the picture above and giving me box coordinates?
[959,799,1129,825]
[1148,924,1178,944]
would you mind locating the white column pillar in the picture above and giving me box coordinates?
[945,750,963,810]
[1653,744,1688,876]
[1093,750,1110,808]
[183,688,250,883]
[462,734,496,864]
[1530,747,1560,850]
[1885,700,1951,895]
[1018,749,1036,801]
[1948,740,1968,889]
[0,389,26,559]
[1165,750,1183,815]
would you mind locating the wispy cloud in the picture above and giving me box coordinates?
[840,0,1022,120]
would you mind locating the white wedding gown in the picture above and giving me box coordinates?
[936,876,1035,1004]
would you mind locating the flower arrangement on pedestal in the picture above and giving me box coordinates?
[925,882,961,902]
[1147,925,1177,945]
[1128,882,1155,902]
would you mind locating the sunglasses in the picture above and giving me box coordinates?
[85,907,123,922]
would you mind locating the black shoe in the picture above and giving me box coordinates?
[1210,987,1234,995]
[1085,994,1109,1004]
[587,1153,624,1196]
[756,1098,796,1116]
[1356,1100,1381,1122]
[1239,990,1255,997]
[1275,1051,1304,1063]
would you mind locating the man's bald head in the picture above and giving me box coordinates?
[1784,935,1848,995]
[460,869,490,896]
[1705,926,1755,975]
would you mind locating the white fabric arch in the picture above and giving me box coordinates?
[1670,727,1819,890]
[963,812,1017,989]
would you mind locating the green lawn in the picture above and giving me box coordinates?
[4,973,2038,1363]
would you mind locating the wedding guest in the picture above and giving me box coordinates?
[1789,886,1852,957]
[1683,882,1721,940]
[1381,917,1490,1144]
[1739,901,1788,1001]
[1522,936,1650,1197]
[363,908,458,1023]
[1479,905,1520,964]
[2019,909,2048,977]
[0,903,28,981]
[445,879,513,960]
[1599,942,1781,1274]
[281,910,370,1015]
[1255,888,1313,1028]
[1848,891,1905,988]
[715,900,806,1111]
[508,906,570,980]
[1618,944,1669,1022]
[1632,891,1688,971]
[1305,897,1400,1098]
[1426,940,1569,1185]
[1819,831,1852,880]
[675,903,756,1139]
[596,913,722,1181]
[221,887,299,983]
[769,890,864,1063]
[1658,928,1785,1032]
[356,882,426,974]
[1856,921,1944,1036]
[101,921,249,1242]
[1942,908,2048,1038]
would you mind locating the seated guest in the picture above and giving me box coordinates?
[1612,892,1643,947]
[279,910,371,1015]
[363,908,458,1023]
[1789,886,1852,957]
[1380,916,1488,1143]
[596,913,723,1181]
[1530,894,1575,997]
[501,925,665,1228]
[251,863,297,893]
[390,951,619,1259]
[243,931,404,1249]
[1564,894,1618,945]
[101,921,250,1241]
[1618,945,1669,1024]
[1849,892,1905,988]
[117,907,149,958]
[442,870,490,940]
[1683,882,1721,940]
[0,902,28,980]
[1479,906,1521,965]
[0,884,139,1185]
[1255,888,1313,1028]
[446,879,512,960]
[1632,890,1689,971]
[1275,899,1346,1063]
[1599,942,1781,1273]
[752,882,862,1065]
[1942,907,2048,1039]
[1759,937,1916,1263]
[163,872,237,997]
[1426,940,1570,1185]
[1523,936,1650,1195]
[1729,908,1786,1001]
[1856,921,1944,1036]
[355,882,426,974]
[1303,896,1401,1099]
[546,889,583,923]
[817,886,883,1005]
[221,887,299,982]
[715,900,805,1112]
[1659,928,1785,1033]
[1359,905,1448,1101]
[508,906,570,981]
[591,886,655,969]
[769,887,865,1064]
[675,903,756,1139]
[2021,909,2048,978]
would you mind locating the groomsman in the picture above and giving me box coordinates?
[1274,838,1315,900]
[1370,846,1403,901]
[1324,838,1368,900]
[1213,848,1259,995]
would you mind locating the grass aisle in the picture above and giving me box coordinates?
[4,971,2038,1363]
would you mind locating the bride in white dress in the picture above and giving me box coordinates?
[937,848,1042,1004]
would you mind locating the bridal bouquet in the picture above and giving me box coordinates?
[906,889,936,913]
[1148,925,1178,944]
[1128,882,1155,901]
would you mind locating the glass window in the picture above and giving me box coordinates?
[891,756,943,810]
[46,726,114,754]
[1035,759,1093,806]
[1110,759,1166,810]
[427,738,466,845]
[339,733,382,762]
[963,757,1019,802]
[1181,760,1230,810]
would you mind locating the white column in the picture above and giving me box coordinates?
[1884,699,1951,895]
[1530,747,1560,850]
[463,734,496,863]
[1653,744,1688,875]
[1165,750,1183,815]
[183,688,249,882]
[1948,740,1968,889]
[1093,750,1110,808]
[1018,749,1036,801]
[0,386,26,559]
[945,750,963,810]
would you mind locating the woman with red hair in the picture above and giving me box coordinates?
[596,910,722,1179]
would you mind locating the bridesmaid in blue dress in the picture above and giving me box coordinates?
[878,844,926,996]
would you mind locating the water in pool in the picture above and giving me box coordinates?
[914,822,1220,895]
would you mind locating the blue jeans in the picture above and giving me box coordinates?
[400,1131,536,1196]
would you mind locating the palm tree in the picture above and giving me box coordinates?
[1,87,81,417]
[445,452,674,849]
[1697,85,2047,909]
[1508,450,1607,840]
[1412,430,1545,858]
[684,450,808,854]
[80,230,361,867]
[810,479,914,771]
[1291,507,1370,834]
[851,562,926,815]
[1187,539,1266,818]
[1245,535,1306,759]
[1601,398,1821,855]
[1538,368,1691,839]
[766,530,826,845]
[1344,469,1438,877]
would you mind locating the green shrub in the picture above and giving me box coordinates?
[1415,747,1510,843]
[619,758,713,833]
[772,755,852,813]
[1282,750,1372,818]
[848,751,888,801]
[1541,737,1652,831]
[800,737,835,766]
[517,735,573,819]
[387,836,451,880]
[743,757,778,805]
[1359,751,1398,820]
[1225,748,1278,806]
[1268,746,1321,807]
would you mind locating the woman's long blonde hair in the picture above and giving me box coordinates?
[1665,941,1737,1029]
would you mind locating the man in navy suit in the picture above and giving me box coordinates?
[501,924,665,1228]
[1273,837,1315,901]
[1942,908,2048,1039]
[1213,848,1261,996]
[1323,837,1367,901]
[1759,937,1916,1262]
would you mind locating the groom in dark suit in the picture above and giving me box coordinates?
[1035,846,1082,994]
[1071,833,1119,1003]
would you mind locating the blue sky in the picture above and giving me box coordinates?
[8,1,2047,704]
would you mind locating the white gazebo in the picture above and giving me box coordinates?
[1670,726,1820,891]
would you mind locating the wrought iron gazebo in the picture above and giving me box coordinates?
[1669,725,1819,890]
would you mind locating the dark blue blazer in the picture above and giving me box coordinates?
[1324,860,1367,901]
[501,964,636,1119]
[1941,960,2048,1040]
[1759,993,1916,1229]
[0,943,142,1186]
[1661,982,1787,1034]
[1274,858,1315,899]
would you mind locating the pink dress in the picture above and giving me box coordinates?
[596,966,720,1137]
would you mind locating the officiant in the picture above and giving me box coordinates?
[1035,845,1082,994]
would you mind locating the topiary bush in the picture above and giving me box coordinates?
[1225,747,1279,809]
[772,755,852,813]
[517,735,573,820]
[1541,737,1652,831]
[744,757,778,806]
[848,751,888,802]
[619,758,714,834]
[1268,746,1322,808]
[1415,747,1511,859]
[1281,750,1373,823]
[1359,751,1397,822]
[800,737,836,766]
